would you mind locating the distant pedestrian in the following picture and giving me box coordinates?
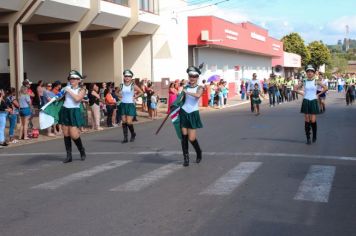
[0,89,11,146]
[251,83,264,116]
[240,81,246,100]
[36,80,45,108]
[150,91,158,119]
[19,86,32,140]
[247,73,260,112]
[167,82,178,114]
[6,88,19,143]
[88,83,103,130]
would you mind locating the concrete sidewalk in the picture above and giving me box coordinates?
[2,95,249,149]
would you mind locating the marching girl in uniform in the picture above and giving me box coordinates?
[180,66,203,167]
[294,65,327,145]
[59,70,87,163]
[118,69,143,143]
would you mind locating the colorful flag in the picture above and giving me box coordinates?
[39,89,66,130]
[169,92,185,140]
[39,99,64,130]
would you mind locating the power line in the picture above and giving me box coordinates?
[176,0,230,13]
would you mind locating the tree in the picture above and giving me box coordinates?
[281,33,311,67]
[307,41,331,70]
[327,54,348,74]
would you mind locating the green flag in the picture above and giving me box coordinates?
[169,92,185,140]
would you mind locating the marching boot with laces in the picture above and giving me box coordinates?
[305,122,311,145]
[121,123,128,143]
[181,135,189,167]
[190,139,202,163]
[73,137,86,160]
[63,136,72,163]
[127,124,136,142]
[311,122,317,143]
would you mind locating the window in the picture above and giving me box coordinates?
[139,0,159,14]
[103,0,129,7]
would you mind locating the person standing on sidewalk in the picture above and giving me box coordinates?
[104,87,116,127]
[247,73,261,112]
[6,88,20,143]
[293,65,327,145]
[59,70,87,163]
[268,74,277,107]
[118,69,143,143]
[19,86,32,140]
[317,73,328,113]
[0,89,11,146]
[88,83,103,130]
[180,66,203,167]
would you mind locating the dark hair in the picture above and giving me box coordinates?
[7,87,16,95]
[88,83,98,92]
[104,88,111,97]
[53,81,61,87]
[202,80,206,83]
[37,80,43,86]
[169,82,175,88]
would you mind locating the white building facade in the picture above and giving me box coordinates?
[0,0,188,97]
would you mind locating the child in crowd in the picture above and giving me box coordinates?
[240,81,246,100]
[251,83,264,116]
[150,91,159,119]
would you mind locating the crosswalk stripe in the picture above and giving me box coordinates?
[110,163,182,192]
[200,162,262,196]
[31,160,131,190]
[294,165,336,203]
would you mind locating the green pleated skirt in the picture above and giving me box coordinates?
[252,97,261,105]
[300,99,320,114]
[120,103,137,116]
[59,107,85,127]
[180,109,203,129]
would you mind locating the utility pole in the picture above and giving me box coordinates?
[345,25,350,52]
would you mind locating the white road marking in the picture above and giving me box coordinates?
[200,162,262,196]
[110,163,181,192]
[31,160,131,190]
[294,165,336,203]
[0,151,355,162]
[223,101,250,108]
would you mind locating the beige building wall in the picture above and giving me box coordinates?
[0,44,9,73]
[23,42,70,83]
[82,38,114,83]
[123,35,151,80]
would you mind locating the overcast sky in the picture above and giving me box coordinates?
[186,0,356,44]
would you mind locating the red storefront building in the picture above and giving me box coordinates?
[188,16,300,97]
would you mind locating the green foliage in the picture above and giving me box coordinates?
[307,41,331,69]
[281,33,311,67]
[328,54,348,73]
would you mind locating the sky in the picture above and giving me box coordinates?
[185,0,356,45]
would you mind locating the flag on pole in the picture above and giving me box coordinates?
[169,92,185,140]
[39,89,66,130]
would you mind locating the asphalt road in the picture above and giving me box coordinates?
[0,91,355,236]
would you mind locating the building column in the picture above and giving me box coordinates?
[113,0,139,84]
[69,0,100,74]
[8,23,23,90]
[70,31,82,72]
[7,0,43,92]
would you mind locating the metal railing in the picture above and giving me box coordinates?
[103,0,129,7]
